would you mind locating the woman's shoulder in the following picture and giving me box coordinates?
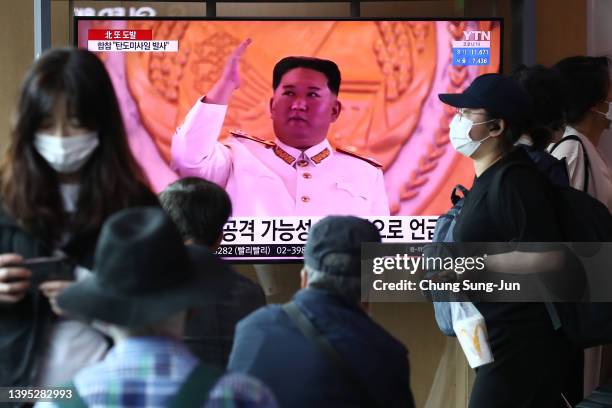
[0,200,22,229]
[487,149,558,209]
[497,148,546,181]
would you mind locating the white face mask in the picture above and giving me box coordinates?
[593,101,612,121]
[449,114,496,157]
[34,132,99,174]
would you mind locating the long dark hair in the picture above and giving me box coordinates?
[513,64,567,149]
[1,48,154,244]
[553,56,611,124]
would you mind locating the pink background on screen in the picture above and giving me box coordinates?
[77,19,501,215]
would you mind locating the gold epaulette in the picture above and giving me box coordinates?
[230,129,275,147]
[336,146,383,168]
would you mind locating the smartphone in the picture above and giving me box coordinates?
[6,256,75,285]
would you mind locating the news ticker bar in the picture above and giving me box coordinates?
[0,387,73,402]
[216,216,437,261]
[219,216,437,245]
[360,242,612,302]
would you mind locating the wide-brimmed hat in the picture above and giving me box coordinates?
[58,206,235,327]
[304,215,381,277]
[438,73,533,124]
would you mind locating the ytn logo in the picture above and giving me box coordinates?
[463,31,491,41]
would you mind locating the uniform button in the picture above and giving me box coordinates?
[301,196,310,203]
[302,172,312,179]
[297,160,308,167]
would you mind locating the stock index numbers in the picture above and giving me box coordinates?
[452,30,492,66]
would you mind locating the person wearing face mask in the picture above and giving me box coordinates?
[548,56,612,212]
[438,74,574,408]
[548,54,612,408]
[0,48,158,391]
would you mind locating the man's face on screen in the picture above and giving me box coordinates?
[270,67,341,149]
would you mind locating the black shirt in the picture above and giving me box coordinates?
[453,147,563,341]
[454,147,562,243]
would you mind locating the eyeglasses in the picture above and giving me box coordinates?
[456,108,489,119]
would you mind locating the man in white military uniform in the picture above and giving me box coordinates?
[171,39,389,216]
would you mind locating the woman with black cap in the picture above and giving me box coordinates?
[438,73,573,408]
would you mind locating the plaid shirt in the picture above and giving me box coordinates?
[35,336,277,408]
[38,336,200,408]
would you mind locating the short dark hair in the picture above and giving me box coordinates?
[272,56,341,95]
[159,177,231,247]
[512,64,567,149]
[553,56,611,124]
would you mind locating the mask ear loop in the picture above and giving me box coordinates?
[470,119,501,146]
[591,101,612,119]
[472,118,497,126]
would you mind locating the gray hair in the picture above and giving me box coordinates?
[303,265,362,304]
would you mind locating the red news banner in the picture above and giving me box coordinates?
[87,29,178,52]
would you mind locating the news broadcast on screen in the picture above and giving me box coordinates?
[76,18,502,261]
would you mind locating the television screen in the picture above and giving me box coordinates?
[75,17,502,261]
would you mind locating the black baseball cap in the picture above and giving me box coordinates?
[439,73,533,124]
[304,216,381,277]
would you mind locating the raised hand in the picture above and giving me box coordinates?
[206,38,252,105]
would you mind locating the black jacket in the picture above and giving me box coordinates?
[0,209,100,387]
[0,186,159,388]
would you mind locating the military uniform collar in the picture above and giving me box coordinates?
[274,138,333,167]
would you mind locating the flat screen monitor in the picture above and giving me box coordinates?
[75,17,502,261]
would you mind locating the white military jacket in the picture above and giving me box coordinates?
[171,101,390,216]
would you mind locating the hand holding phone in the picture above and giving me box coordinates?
[0,253,31,303]
[39,279,75,316]
[13,256,75,286]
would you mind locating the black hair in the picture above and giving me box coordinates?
[272,56,341,95]
[1,47,153,244]
[482,108,528,147]
[553,56,611,124]
[512,64,567,149]
[159,177,232,247]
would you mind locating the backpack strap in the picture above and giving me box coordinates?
[450,184,469,205]
[282,302,380,408]
[486,162,532,238]
[486,162,564,331]
[53,382,87,408]
[550,135,590,192]
[168,363,224,408]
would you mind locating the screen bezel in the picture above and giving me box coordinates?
[74,16,504,264]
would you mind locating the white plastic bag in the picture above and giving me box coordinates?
[451,302,494,368]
